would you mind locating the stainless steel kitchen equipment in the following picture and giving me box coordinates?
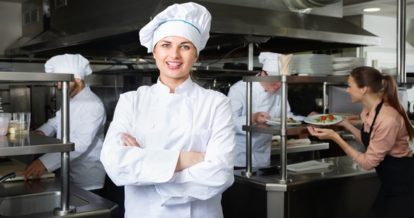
[233,74,360,218]
[0,178,117,217]
[242,75,347,181]
[5,0,380,57]
[397,0,407,83]
[0,72,117,217]
[223,156,380,218]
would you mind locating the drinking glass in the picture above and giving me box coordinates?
[0,113,11,136]
[10,112,31,134]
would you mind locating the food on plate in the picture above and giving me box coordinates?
[287,118,298,124]
[315,114,336,123]
[304,113,343,126]
[266,117,301,126]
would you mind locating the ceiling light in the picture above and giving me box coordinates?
[363,8,381,12]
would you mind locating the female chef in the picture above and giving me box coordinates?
[100,2,236,218]
[308,66,414,218]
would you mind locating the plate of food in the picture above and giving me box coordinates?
[304,114,343,126]
[266,117,302,126]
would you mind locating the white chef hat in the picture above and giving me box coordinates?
[44,54,92,80]
[139,2,211,55]
[258,52,280,75]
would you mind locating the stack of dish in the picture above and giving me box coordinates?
[289,54,333,76]
[331,57,365,76]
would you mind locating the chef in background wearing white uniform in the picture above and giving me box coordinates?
[100,2,235,218]
[24,54,107,192]
[228,52,300,168]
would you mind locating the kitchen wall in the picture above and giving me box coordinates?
[0,1,21,56]
[361,15,414,72]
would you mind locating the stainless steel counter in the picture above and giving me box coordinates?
[0,72,77,216]
[0,178,118,217]
[223,156,380,218]
[234,156,374,191]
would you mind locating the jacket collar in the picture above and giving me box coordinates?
[154,77,195,96]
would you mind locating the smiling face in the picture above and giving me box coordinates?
[153,36,198,89]
[346,75,366,103]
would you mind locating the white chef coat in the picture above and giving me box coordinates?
[101,77,235,218]
[228,81,294,168]
[38,86,106,190]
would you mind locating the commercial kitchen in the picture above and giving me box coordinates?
[0,0,414,218]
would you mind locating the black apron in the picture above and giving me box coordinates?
[361,101,414,218]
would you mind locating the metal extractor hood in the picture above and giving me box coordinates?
[6,0,380,58]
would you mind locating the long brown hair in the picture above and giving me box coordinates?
[350,66,414,140]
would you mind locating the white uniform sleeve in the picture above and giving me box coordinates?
[37,115,60,171]
[227,83,247,134]
[37,115,58,137]
[39,103,106,172]
[68,103,106,160]
[154,96,235,206]
[100,92,180,186]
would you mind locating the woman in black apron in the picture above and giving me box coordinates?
[308,66,414,218]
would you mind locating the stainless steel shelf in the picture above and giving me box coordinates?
[1,70,74,214]
[242,125,304,134]
[243,75,348,84]
[0,133,74,156]
[271,142,329,154]
[243,125,282,134]
[0,72,73,82]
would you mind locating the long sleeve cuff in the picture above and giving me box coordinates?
[39,153,61,172]
[37,123,55,137]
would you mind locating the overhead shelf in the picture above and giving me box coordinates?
[242,124,313,135]
[272,142,329,154]
[0,133,74,156]
[243,75,348,84]
[0,72,73,82]
[243,125,284,135]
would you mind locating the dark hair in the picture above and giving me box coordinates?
[350,66,414,140]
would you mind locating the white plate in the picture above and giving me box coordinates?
[304,114,343,126]
[333,62,353,70]
[266,118,301,126]
[330,70,350,76]
[287,160,333,172]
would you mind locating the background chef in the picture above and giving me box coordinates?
[228,52,302,168]
[24,54,107,193]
